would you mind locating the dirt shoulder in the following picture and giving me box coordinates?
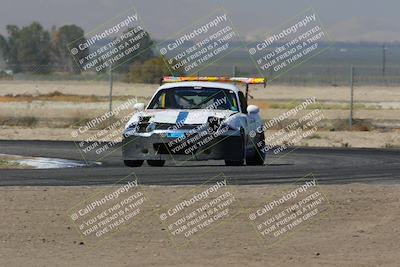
[0,126,399,149]
[1,81,400,103]
[0,184,399,267]
[1,81,399,149]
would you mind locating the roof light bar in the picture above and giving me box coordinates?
[161,76,266,86]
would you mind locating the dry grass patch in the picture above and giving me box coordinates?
[0,91,107,103]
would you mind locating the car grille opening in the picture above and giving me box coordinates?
[155,123,202,130]
[153,143,198,155]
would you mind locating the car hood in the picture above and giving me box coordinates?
[126,109,235,127]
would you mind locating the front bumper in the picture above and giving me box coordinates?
[122,129,243,161]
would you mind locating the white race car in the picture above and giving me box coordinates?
[122,76,266,167]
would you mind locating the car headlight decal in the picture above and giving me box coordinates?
[146,122,156,132]
[220,115,240,131]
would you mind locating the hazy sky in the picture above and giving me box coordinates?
[1,0,399,42]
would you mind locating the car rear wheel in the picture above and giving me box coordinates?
[147,160,165,167]
[124,160,144,167]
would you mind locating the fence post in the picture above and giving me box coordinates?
[108,63,113,114]
[349,65,354,129]
[382,44,386,77]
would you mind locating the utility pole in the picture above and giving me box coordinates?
[232,65,237,76]
[349,65,354,129]
[232,65,238,87]
[108,63,113,114]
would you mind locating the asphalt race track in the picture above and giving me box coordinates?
[0,140,399,186]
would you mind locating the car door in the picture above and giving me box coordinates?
[238,91,261,147]
[237,91,252,139]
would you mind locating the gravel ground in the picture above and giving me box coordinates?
[0,184,399,267]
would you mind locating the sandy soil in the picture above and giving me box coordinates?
[0,184,399,267]
[1,81,399,124]
[1,102,399,120]
[297,130,400,148]
[1,81,399,148]
[0,81,157,98]
[0,127,399,149]
[1,81,400,103]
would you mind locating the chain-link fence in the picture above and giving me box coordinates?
[2,44,400,86]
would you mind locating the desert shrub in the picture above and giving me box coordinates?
[124,56,184,84]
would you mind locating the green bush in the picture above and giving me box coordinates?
[124,56,184,84]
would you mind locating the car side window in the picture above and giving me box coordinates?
[238,91,247,114]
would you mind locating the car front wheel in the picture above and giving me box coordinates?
[124,160,144,167]
[225,128,245,166]
[225,160,244,166]
[246,131,265,165]
[147,160,165,167]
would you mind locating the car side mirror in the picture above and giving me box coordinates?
[133,103,145,111]
[247,105,260,114]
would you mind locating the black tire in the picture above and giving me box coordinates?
[246,131,265,166]
[225,160,244,166]
[124,160,144,167]
[225,128,245,166]
[147,160,165,167]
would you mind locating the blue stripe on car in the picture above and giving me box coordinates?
[176,111,189,124]
[167,132,185,138]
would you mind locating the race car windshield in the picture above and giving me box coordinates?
[147,87,239,111]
